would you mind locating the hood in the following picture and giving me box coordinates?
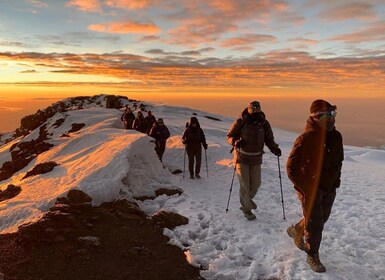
[240,108,266,125]
[305,116,335,133]
[188,116,201,129]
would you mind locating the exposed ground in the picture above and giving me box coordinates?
[0,190,203,280]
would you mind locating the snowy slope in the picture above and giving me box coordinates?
[1,95,384,280]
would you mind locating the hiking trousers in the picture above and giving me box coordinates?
[294,189,336,254]
[236,163,261,212]
[186,148,202,176]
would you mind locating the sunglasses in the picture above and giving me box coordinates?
[312,110,337,119]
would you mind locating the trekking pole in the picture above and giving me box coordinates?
[277,156,286,220]
[226,149,238,213]
[204,149,209,178]
[183,146,186,179]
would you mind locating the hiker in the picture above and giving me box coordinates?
[121,106,135,130]
[182,117,208,179]
[149,118,170,162]
[286,99,343,273]
[132,111,149,133]
[227,101,281,221]
[145,111,157,134]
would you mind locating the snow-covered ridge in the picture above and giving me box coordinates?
[1,94,385,280]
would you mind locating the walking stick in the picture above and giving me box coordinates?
[226,149,238,213]
[277,156,286,220]
[183,146,186,179]
[204,149,209,178]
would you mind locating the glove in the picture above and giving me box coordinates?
[272,147,282,157]
[334,178,341,188]
[203,144,208,150]
[233,139,244,148]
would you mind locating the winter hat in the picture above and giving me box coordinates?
[248,101,260,108]
[310,99,333,114]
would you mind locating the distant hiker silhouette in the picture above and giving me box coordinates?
[149,118,170,162]
[121,106,135,130]
[182,117,208,179]
[145,111,156,134]
[133,111,149,133]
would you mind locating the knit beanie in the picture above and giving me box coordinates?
[248,101,260,108]
[310,99,332,114]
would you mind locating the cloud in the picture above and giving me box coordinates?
[288,37,319,45]
[145,49,203,56]
[317,2,377,22]
[37,32,121,46]
[1,50,384,91]
[164,0,291,46]
[0,41,32,48]
[220,34,277,49]
[331,21,385,43]
[27,0,48,8]
[104,0,151,10]
[20,70,38,73]
[138,35,160,42]
[0,107,22,112]
[89,20,160,34]
[65,0,102,13]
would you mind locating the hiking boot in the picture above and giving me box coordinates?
[306,253,326,273]
[240,207,256,221]
[195,174,201,179]
[251,200,257,210]
[287,225,305,251]
[190,175,194,179]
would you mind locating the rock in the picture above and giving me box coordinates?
[67,189,92,204]
[155,188,183,197]
[0,184,21,202]
[22,161,59,180]
[77,236,101,247]
[151,211,189,229]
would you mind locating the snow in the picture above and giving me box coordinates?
[1,98,384,279]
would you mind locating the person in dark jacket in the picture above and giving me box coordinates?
[145,111,157,134]
[227,101,281,221]
[132,111,148,133]
[286,99,343,273]
[121,106,136,130]
[182,117,208,179]
[149,118,170,162]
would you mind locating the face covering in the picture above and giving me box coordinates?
[250,112,262,122]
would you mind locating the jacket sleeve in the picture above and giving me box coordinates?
[164,127,170,140]
[226,119,242,146]
[182,129,188,144]
[286,134,308,193]
[149,126,156,138]
[132,119,138,129]
[335,131,344,185]
[200,129,207,147]
[263,120,279,151]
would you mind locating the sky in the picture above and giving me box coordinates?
[0,0,384,146]
[1,95,384,279]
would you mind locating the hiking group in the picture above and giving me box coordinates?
[120,99,343,273]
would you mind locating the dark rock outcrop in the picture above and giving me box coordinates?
[0,185,21,202]
[22,161,59,180]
